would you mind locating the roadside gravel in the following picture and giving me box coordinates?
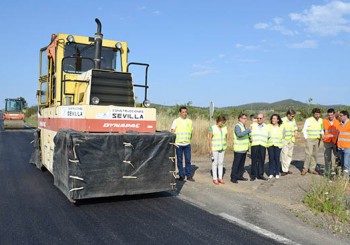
[175,144,350,244]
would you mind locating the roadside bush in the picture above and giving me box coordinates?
[304,176,350,223]
[24,105,38,127]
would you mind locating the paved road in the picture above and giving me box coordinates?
[0,129,280,245]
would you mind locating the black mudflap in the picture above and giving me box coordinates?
[29,129,43,170]
[52,129,176,201]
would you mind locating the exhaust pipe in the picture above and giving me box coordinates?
[94,18,103,69]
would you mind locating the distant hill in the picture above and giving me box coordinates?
[221,99,348,111]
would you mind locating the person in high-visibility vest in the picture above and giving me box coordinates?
[267,114,285,179]
[301,108,324,176]
[249,114,258,125]
[208,115,227,185]
[250,113,269,181]
[280,109,298,176]
[230,113,251,183]
[323,108,340,177]
[337,110,350,177]
[171,106,194,181]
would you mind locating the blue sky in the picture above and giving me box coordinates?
[1,0,349,108]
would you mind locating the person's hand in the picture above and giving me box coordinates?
[294,131,298,137]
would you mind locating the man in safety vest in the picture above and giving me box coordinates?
[280,109,298,176]
[230,113,251,183]
[323,108,340,177]
[171,106,195,181]
[301,108,324,176]
[250,113,268,181]
[337,110,350,177]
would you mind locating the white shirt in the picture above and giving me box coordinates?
[302,117,324,139]
[171,117,193,146]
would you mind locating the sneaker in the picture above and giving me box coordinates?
[276,175,280,179]
[268,175,273,179]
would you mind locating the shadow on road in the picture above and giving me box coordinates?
[74,191,176,206]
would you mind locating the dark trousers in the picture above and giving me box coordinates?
[231,152,247,181]
[268,146,281,176]
[251,145,266,179]
[176,144,192,177]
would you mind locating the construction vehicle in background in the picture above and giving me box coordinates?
[2,98,25,129]
[31,18,176,202]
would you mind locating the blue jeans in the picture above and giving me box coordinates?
[268,146,281,176]
[339,148,350,172]
[176,144,192,177]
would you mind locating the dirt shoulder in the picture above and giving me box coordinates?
[175,144,350,243]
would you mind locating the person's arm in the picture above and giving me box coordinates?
[320,120,325,140]
[170,119,177,133]
[293,119,299,137]
[302,119,309,139]
[235,125,251,137]
[208,127,213,156]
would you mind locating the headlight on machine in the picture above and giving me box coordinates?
[143,99,151,108]
[67,35,75,43]
[115,42,122,49]
[91,96,100,105]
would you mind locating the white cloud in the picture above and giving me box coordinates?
[254,22,270,29]
[287,40,318,49]
[254,17,298,36]
[290,0,350,36]
[235,43,260,50]
[190,64,218,77]
[153,10,161,15]
[235,58,258,63]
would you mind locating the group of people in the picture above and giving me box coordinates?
[301,108,350,178]
[171,106,350,185]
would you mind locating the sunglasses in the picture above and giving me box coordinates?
[257,118,263,119]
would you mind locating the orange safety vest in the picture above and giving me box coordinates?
[323,118,340,144]
[337,120,350,149]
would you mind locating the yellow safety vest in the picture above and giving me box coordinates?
[211,125,227,151]
[267,124,285,148]
[282,116,297,143]
[233,123,250,152]
[175,118,192,143]
[306,117,323,139]
[251,123,269,147]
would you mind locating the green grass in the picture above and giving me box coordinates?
[304,176,349,223]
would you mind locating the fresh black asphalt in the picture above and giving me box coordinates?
[0,128,278,245]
